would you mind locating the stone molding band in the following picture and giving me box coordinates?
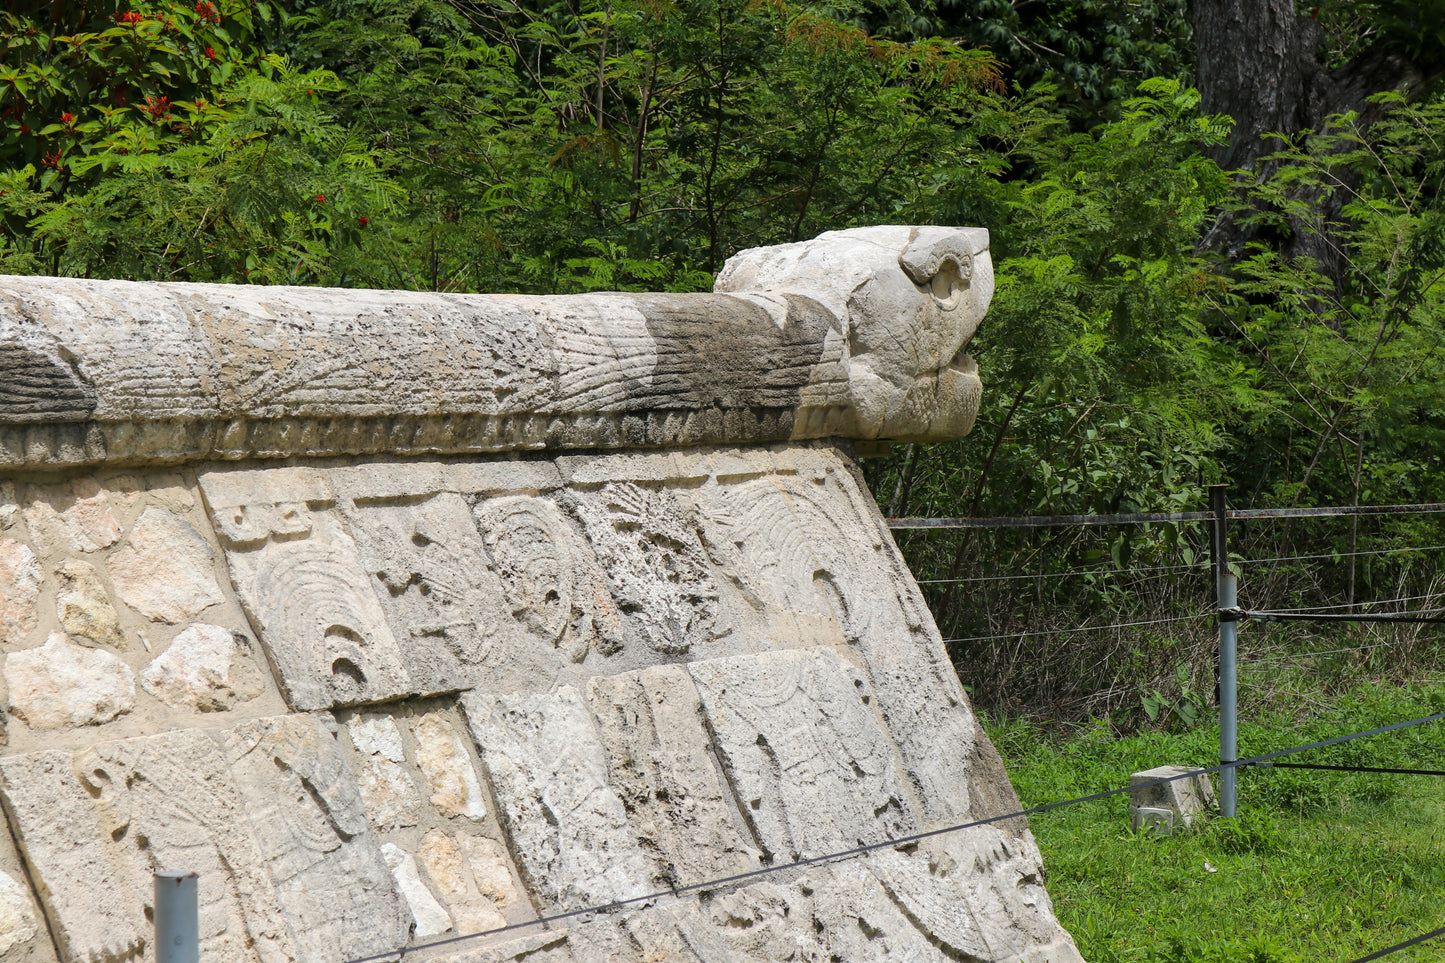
[0,226,992,470]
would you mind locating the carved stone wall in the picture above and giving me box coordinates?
[0,228,1083,963]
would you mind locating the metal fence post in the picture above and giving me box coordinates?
[154,870,199,963]
[1209,484,1238,817]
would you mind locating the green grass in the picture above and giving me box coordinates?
[986,679,1445,962]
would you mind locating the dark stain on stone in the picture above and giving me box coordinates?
[0,339,98,420]
[638,293,834,412]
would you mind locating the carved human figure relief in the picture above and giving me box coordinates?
[458,686,658,910]
[564,483,717,655]
[200,470,412,711]
[0,731,298,963]
[586,665,760,886]
[472,495,623,662]
[343,492,544,694]
[687,648,917,862]
[220,715,409,963]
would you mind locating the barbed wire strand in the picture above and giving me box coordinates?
[1259,592,1444,613]
[342,711,1445,963]
[1242,638,1410,664]
[913,544,1445,587]
[942,613,1209,645]
[1238,544,1445,566]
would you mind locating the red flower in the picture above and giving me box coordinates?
[60,112,74,125]
[194,2,221,24]
[315,194,326,203]
[141,95,170,119]
[18,125,29,134]
[41,149,62,168]
[117,11,144,23]
[357,216,369,227]
[204,46,217,60]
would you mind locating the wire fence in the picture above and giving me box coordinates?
[343,711,1445,963]
[881,490,1445,963]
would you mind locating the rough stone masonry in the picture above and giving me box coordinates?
[0,226,1084,962]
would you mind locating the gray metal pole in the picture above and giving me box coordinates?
[154,871,199,963]
[1218,572,1239,817]
[1208,484,1238,818]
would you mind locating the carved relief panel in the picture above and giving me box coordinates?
[200,470,412,711]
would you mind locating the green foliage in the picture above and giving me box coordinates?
[988,679,1445,961]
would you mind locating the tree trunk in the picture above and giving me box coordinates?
[1191,0,1439,281]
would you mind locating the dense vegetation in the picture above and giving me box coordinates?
[3,0,1444,721]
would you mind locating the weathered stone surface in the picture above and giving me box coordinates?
[356,756,422,833]
[342,492,546,694]
[473,494,623,662]
[53,558,125,648]
[0,482,17,530]
[4,632,135,729]
[140,622,263,711]
[0,729,298,963]
[688,648,916,861]
[349,712,406,762]
[0,227,989,469]
[417,831,517,933]
[0,869,39,957]
[697,459,979,823]
[220,714,410,963]
[716,225,993,442]
[566,483,717,655]
[0,539,39,645]
[460,686,657,909]
[587,665,759,885]
[0,231,1094,963]
[109,507,224,623]
[206,479,412,709]
[414,712,489,822]
[20,478,120,554]
[382,842,453,938]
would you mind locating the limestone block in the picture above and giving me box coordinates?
[109,507,224,623]
[924,828,1084,961]
[460,686,657,909]
[4,632,135,729]
[0,539,39,645]
[53,558,124,648]
[413,712,489,821]
[565,483,718,654]
[356,755,422,832]
[696,460,978,823]
[417,831,516,932]
[20,478,120,555]
[0,482,16,530]
[381,843,452,938]
[341,492,542,694]
[1130,766,1216,832]
[209,486,412,709]
[0,749,146,961]
[472,495,623,662]
[0,729,298,963]
[220,714,410,963]
[687,648,917,861]
[139,623,263,711]
[586,665,759,885]
[349,712,406,762]
[0,869,46,961]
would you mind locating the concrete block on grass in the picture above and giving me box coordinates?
[1130,766,1215,834]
